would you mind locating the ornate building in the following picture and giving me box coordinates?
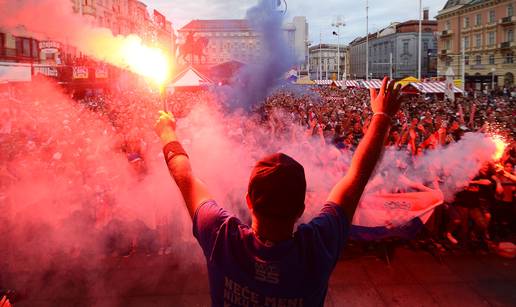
[436,0,515,89]
[348,10,437,80]
[176,17,308,67]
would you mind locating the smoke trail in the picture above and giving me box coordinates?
[223,0,295,110]
[1,78,503,304]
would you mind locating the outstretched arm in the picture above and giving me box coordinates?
[155,111,212,219]
[327,78,401,219]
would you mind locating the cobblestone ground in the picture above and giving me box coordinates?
[3,245,516,307]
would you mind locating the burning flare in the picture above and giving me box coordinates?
[491,135,507,161]
[119,36,171,86]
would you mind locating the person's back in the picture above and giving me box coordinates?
[154,77,401,306]
[194,200,347,306]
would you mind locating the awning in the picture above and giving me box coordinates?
[410,82,463,94]
[361,79,383,89]
[344,80,360,87]
[314,80,333,85]
[397,76,420,87]
[171,66,213,87]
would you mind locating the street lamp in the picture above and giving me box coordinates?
[306,40,312,79]
[332,16,345,80]
[491,67,496,91]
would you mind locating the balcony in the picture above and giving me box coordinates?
[440,30,452,37]
[472,24,483,31]
[440,49,448,56]
[500,16,516,26]
[499,41,515,49]
[470,64,486,70]
[81,4,96,16]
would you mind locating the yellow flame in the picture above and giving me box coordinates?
[491,135,507,161]
[119,36,171,86]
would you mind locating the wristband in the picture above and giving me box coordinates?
[372,112,392,121]
[163,141,188,164]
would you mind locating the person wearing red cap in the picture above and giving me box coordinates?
[155,77,401,307]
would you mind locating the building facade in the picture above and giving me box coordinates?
[176,17,308,66]
[348,34,377,79]
[349,11,437,80]
[0,0,174,65]
[308,44,348,80]
[436,0,515,89]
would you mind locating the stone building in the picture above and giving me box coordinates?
[0,0,174,65]
[436,0,515,89]
[308,44,348,80]
[349,10,437,80]
[176,17,308,66]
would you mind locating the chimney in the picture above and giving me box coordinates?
[423,8,429,21]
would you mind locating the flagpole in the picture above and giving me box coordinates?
[418,0,422,80]
[366,0,369,81]
[319,31,322,80]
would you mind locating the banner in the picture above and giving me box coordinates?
[95,66,108,79]
[0,63,31,83]
[73,66,89,79]
[444,67,455,102]
[350,189,443,240]
[34,66,58,77]
[445,77,455,102]
[38,41,61,53]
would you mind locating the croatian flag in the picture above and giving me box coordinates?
[350,190,443,241]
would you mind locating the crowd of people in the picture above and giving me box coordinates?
[0,81,515,261]
[259,85,515,252]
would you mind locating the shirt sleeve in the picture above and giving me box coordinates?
[298,203,350,266]
[193,200,231,257]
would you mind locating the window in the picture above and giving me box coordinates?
[15,37,38,58]
[476,13,482,26]
[445,20,451,30]
[464,36,470,49]
[463,16,470,28]
[488,10,496,23]
[488,32,495,46]
[403,41,409,54]
[509,4,514,17]
[506,52,514,63]
[475,55,482,65]
[507,29,514,42]
[489,54,495,65]
[475,34,481,48]
[0,33,4,54]
[464,55,469,65]
[423,40,428,51]
[445,39,451,49]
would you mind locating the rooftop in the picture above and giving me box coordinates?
[179,19,253,32]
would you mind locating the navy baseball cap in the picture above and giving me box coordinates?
[248,153,306,219]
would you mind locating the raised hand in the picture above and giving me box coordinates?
[155,110,176,136]
[369,77,402,118]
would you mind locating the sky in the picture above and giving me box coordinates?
[151,0,448,45]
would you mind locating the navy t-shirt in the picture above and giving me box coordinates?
[193,200,350,307]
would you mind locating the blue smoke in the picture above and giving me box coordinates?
[223,0,295,111]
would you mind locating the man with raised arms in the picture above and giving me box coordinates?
[155,77,401,306]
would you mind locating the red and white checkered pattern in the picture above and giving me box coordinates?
[314,80,333,85]
[361,79,383,89]
[344,80,360,87]
[410,82,463,94]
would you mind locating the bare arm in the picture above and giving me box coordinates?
[327,78,401,219]
[155,111,212,219]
